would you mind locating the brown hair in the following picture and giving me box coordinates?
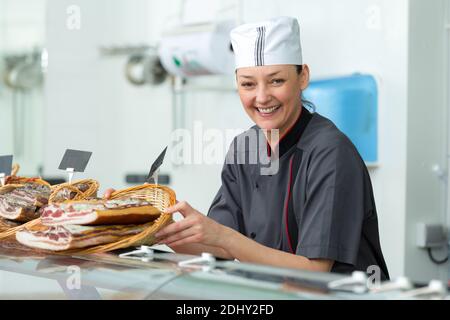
[295,65,315,112]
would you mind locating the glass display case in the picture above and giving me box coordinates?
[0,243,338,300]
[0,243,448,300]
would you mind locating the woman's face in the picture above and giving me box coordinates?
[236,64,309,137]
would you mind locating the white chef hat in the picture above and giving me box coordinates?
[230,16,303,69]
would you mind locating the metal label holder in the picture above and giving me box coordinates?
[327,271,368,294]
[118,245,155,263]
[66,168,75,184]
[119,248,217,273]
[400,280,447,300]
[370,276,413,294]
[178,253,216,272]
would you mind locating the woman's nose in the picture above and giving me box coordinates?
[255,86,272,105]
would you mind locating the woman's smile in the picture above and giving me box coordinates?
[255,104,282,117]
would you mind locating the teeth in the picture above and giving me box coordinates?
[257,105,280,114]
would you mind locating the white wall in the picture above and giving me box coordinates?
[0,0,47,176]
[405,0,448,283]
[0,0,53,294]
[41,0,448,282]
[43,0,177,187]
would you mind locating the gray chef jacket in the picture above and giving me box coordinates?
[208,107,390,280]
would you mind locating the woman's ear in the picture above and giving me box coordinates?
[299,64,310,90]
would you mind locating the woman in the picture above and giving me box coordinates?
[107,16,389,280]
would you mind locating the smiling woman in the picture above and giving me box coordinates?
[150,16,389,280]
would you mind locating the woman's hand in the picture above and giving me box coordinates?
[103,188,116,199]
[155,201,229,248]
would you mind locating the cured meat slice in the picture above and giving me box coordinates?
[16,222,148,251]
[0,183,51,222]
[40,199,161,226]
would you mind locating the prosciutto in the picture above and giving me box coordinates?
[16,221,148,251]
[0,183,51,222]
[40,199,161,226]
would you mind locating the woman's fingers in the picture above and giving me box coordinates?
[164,234,203,248]
[155,201,220,247]
[164,201,194,216]
[103,188,116,199]
[155,215,197,238]
[157,227,199,246]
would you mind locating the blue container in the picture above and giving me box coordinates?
[303,74,378,163]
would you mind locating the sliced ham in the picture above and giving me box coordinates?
[40,199,161,226]
[0,183,51,222]
[16,221,148,251]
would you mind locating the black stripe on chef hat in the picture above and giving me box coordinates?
[254,26,266,66]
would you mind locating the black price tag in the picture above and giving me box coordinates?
[0,155,13,176]
[58,149,92,172]
[147,146,167,183]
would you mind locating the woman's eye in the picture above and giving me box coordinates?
[241,82,255,88]
[271,79,285,85]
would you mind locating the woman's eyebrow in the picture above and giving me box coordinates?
[238,71,282,79]
[267,71,282,77]
[238,75,254,79]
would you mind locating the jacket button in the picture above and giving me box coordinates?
[255,182,259,189]
[250,232,256,239]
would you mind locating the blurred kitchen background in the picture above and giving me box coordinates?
[0,0,449,289]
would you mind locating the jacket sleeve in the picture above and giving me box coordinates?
[296,141,369,266]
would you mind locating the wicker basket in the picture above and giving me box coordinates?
[73,184,176,254]
[0,218,41,240]
[0,169,96,239]
[2,184,176,254]
[11,184,176,254]
[49,179,99,204]
[11,163,19,176]
[2,163,50,188]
